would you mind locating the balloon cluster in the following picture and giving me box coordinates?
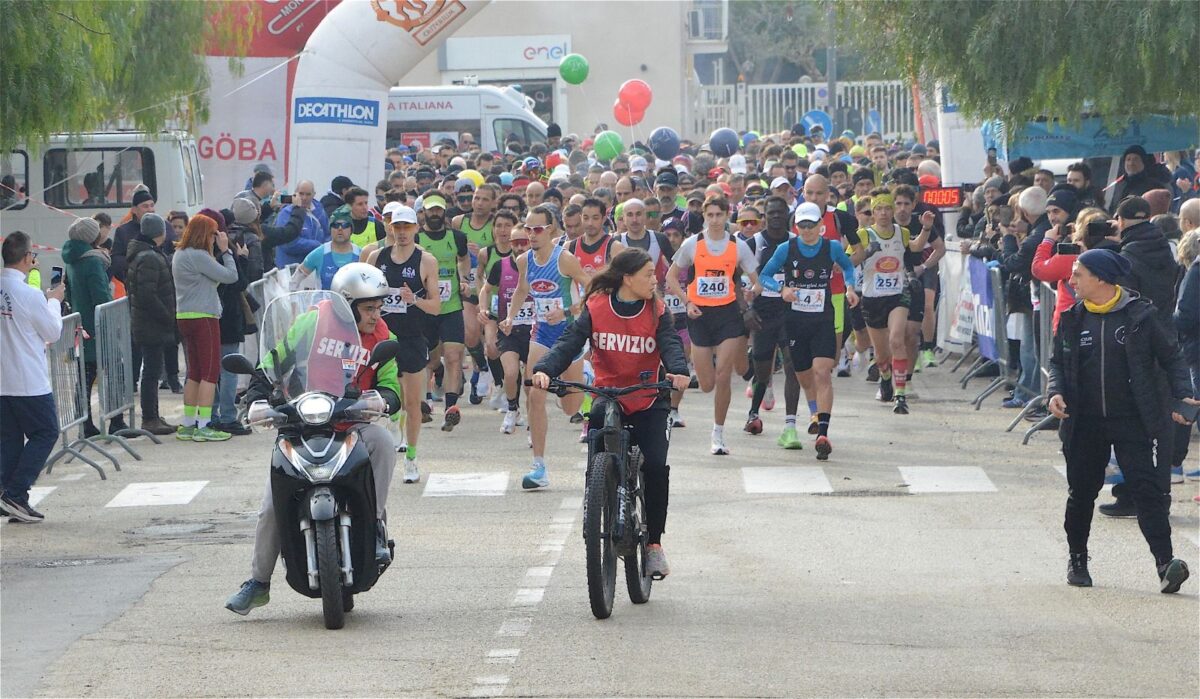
[613,79,652,127]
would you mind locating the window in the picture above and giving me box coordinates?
[493,119,547,151]
[43,147,156,209]
[386,120,479,151]
[1,151,29,211]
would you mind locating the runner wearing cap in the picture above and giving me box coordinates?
[665,196,762,455]
[416,193,472,431]
[479,210,531,432]
[760,202,859,459]
[368,204,441,483]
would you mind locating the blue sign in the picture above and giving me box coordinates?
[1002,115,1199,159]
[968,257,997,361]
[294,97,379,127]
[800,109,833,138]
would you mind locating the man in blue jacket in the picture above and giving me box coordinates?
[273,180,328,269]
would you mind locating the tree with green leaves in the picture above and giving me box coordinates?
[728,1,829,83]
[836,0,1199,130]
[0,0,256,151]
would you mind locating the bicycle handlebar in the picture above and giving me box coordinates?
[524,377,675,400]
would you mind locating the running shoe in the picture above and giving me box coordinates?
[744,414,763,435]
[919,348,938,369]
[762,385,775,411]
[522,463,549,489]
[0,493,43,523]
[1186,468,1200,482]
[1067,553,1092,587]
[501,410,521,434]
[689,375,699,389]
[711,432,730,455]
[645,544,670,580]
[836,355,851,378]
[814,435,832,461]
[669,408,686,428]
[403,458,420,484]
[1001,396,1026,409]
[1171,466,1185,484]
[441,406,461,432]
[865,363,880,383]
[1158,558,1190,594]
[420,401,433,423]
[175,425,195,441]
[488,389,507,412]
[225,579,270,616]
[193,426,232,442]
[569,411,585,424]
[878,377,894,402]
[807,415,819,435]
[892,394,909,415]
[777,426,803,450]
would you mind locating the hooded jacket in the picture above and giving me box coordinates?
[1108,146,1172,214]
[1049,289,1192,451]
[1175,258,1200,377]
[1118,220,1179,328]
[125,237,177,345]
[61,239,113,362]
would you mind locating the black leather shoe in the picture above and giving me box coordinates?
[1067,552,1092,587]
[1158,558,1190,593]
[1098,498,1137,518]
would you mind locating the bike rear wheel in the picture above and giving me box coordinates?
[624,449,653,604]
[316,518,346,630]
[584,452,618,619]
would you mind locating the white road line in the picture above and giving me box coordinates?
[57,473,87,482]
[105,481,208,508]
[486,649,520,665]
[511,587,545,607]
[899,466,996,493]
[525,566,554,580]
[470,675,509,697]
[1052,463,1114,492]
[559,496,582,509]
[422,472,508,497]
[496,618,531,637]
[742,466,833,494]
[551,513,575,523]
[28,486,56,507]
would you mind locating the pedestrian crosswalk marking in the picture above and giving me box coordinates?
[899,466,996,493]
[422,472,508,497]
[28,486,56,507]
[742,466,833,494]
[105,481,208,508]
[1052,463,1114,492]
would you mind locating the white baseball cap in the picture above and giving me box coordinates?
[770,176,792,191]
[629,155,648,173]
[793,202,822,224]
[385,203,417,224]
[729,154,747,174]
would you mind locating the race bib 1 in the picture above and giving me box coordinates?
[512,301,536,326]
[873,273,902,294]
[761,273,785,298]
[535,297,564,322]
[438,279,453,302]
[664,294,685,313]
[382,287,407,314]
[695,275,729,299]
[790,287,826,313]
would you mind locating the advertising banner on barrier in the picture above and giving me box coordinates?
[948,257,975,345]
[969,257,998,360]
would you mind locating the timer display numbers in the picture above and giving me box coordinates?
[921,186,963,210]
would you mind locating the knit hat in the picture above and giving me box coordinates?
[231,196,260,225]
[68,217,101,244]
[330,205,353,227]
[1116,195,1151,220]
[1143,189,1171,217]
[197,207,226,232]
[140,213,166,240]
[1077,249,1131,285]
[1045,188,1077,214]
[983,176,1006,192]
[132,190,155,207]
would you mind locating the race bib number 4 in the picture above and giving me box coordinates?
[873,273,902,293]
[512,302,536,326]
[438,279,453,302]
[535,297,564,322]
[695,275,729,299]
[664,294,685,313]
[382,288,407,314]
[790,288,826,313]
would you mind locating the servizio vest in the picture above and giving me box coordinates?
[587,293,663,414]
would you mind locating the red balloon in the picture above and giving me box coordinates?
[613,99,644,127]
[618,79,653,111]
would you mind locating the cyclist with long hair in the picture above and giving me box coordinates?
[532,247,690,578]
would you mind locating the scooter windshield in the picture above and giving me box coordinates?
[258,291,364,401]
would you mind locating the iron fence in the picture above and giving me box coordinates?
[42,313,115,479]
[93,297,160,458]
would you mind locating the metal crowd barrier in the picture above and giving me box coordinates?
[1017,282,1060,443]
[971,266,1012,409]
[93,298,160,458]
[43,313,116,479]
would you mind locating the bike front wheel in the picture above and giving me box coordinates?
[584,451,618,619]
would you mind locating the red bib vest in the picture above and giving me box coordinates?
[586,293,663,414]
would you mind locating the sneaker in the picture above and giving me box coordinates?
[420,401,433,423]
[212,421,251,436]
[225,579,270,616]
[376,522,392,564]
[168,381,184,395]
[865,363,880,383]
[176,425,196,441]
[1170,466,1185,484]
[403,458,420,484]
[919,348,938,369]
[1098,497,1137,518]
[83,421,101,438]
[140,418,177,436]
[893,394,909,415]
[762,385,775,411]
[441,406,461,432]
[569,411,585,424]
[468,387,484,405]
[878,377,894,402]
[193,426,232,442]
[710,432,730,456]
[1186,468,1200,482]
[669,408,685,428]
[1067,553,1092,587]
[1001,396,1026,409]
[0,493,44,523]
[836,355,851,378]
[777,426,803,450]
[807,415,819,436]
[578,420,590,443]
[489,389,507,412]
[645,543,670,580]
[1158,558,1190,594]
[522,463,549,490]
[501,410,520,434]
[814,435,832,461]
[689,375,699,389]
[744,414,763,435]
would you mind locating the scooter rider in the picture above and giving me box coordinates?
[225,263,401,616]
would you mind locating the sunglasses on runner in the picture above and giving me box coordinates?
[524,225,549,235]
[510,238,530,247]
[330,221,351,229]
[739,220,759,227]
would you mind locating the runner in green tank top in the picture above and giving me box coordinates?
[453,183,501,405]
[416,193,471,432]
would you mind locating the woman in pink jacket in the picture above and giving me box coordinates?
[1030,207,1116,332]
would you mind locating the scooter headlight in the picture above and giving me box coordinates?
[296,393,335,425]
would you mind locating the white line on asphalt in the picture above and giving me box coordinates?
[511,587,545,607]
[104,481,208,508]
[496,618,532,637]
[470,675,509,697]
[742,466,833,494]
[559,496,582,509]
[525,566,554,579]
[57,473,87,482]
[1052,463,1113,492]
[899,466,997,493]
[28,486,56,507]
[422,472,509,497]
[486,649,520,664]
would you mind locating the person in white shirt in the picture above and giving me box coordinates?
[0,231,65,522]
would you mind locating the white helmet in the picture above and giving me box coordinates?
[331,263,388,309]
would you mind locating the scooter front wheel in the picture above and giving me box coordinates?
[316,519,346,629]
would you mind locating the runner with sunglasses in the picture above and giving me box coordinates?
[290,206,361,290]
[480,211,533,433]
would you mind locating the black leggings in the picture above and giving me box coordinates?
[588,400,670,545]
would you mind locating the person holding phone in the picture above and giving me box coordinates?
[1031,207,1118,332]
[1047,249,1198,593]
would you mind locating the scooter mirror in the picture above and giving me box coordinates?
[369,340,400,368]
[222,353,257,375]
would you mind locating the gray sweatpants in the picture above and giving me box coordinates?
[250,422,396,583]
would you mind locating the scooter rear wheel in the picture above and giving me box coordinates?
[316,519,346,629]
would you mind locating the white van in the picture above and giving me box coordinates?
[387,85,547,153]
[1,131,204,268]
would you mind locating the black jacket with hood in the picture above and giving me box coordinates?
[125,236,177,346]
[1118,220,1179,328]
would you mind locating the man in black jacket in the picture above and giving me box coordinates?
[111,190,155,283]
[125,213,176,435]
[320,175,355,220]
[1048,249,1195,593]
[1108,146,1172,215]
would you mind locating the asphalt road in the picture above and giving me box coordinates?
[2,359,1197,698]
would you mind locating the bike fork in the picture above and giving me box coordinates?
[338,512,354,586]
[300,517,319,590]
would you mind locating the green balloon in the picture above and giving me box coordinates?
[593,131,624,162]
[558,53,589,85]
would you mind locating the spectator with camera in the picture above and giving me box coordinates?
[1032,207,1119,332]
